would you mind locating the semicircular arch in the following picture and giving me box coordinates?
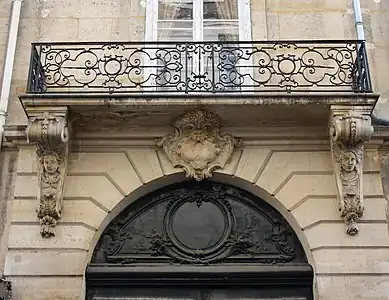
[85,174,315,300]
[86,173,314,266]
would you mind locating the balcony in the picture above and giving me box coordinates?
[19,40,378,130]
[26,40,372,95]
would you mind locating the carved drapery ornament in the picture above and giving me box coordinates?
[26,111,69,238]
[330,110,373,235]
[157,109,240,181]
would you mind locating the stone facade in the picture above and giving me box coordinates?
[0,0,389,300]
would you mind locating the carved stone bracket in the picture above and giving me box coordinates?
[25,108,69,238]
[329,106,374,235]
[157,109,241,181]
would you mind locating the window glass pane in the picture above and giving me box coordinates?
[203,0,238,20]
[157,27,193,41]
[203,20,239,41]
[158,0,193,20]
[158,21,193,29]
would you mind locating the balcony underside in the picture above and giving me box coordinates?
[20,93,378,129]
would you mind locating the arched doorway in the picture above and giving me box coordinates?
[86,180,314,300]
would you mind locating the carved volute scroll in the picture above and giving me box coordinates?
[26,110,69,238]
[157,109,241,181]
[329,109,374,235]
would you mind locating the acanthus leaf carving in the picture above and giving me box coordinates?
[26,110,69,238]
[157,109,241,181]
[330,110,373,235]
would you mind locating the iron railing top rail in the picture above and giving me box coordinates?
[30,39,366,45]
[26,40,373,95]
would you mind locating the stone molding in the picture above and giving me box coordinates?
[329,106,374,235]
[25,108,69,238]
[157,109,240,181]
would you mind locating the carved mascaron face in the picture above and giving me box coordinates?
[340,151,357,172]
[43,154,60,174]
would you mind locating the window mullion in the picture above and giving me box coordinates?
[193,0,203,41]
[238,0,251,41]
[192,0,202,80]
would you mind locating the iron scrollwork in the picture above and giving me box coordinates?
[27,41,372,94]
[92,182,306,265]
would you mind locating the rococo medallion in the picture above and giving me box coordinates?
[157,109,241,181]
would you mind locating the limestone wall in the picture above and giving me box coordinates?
[2,140,388,300]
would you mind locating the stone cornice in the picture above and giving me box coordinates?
[4,124,387,150]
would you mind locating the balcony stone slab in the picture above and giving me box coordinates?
[19,93,379,130]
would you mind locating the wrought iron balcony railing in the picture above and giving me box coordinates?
[27,40,372,95]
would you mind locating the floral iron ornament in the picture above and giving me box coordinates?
[330,110,373,235]
[26,110,69,238]
[157,109,241,181]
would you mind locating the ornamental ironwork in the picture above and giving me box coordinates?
[27,40,372,94]
[92,181,307,265]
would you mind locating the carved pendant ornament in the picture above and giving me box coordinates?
[26,111,69,238]
[330,110,373,235]
[157,109,240,181]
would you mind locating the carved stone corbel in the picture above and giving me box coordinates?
[157,109,240,181]
[26,109,69,238]
[329,108,373,235]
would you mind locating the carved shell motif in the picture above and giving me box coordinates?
[157,109,241,181]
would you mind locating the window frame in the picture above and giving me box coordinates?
[145,0,252,42]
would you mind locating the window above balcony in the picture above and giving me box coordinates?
[145,0,251,42]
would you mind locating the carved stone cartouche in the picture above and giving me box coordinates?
[157,109,240,181]
[26,111,69,238]
[330,110,373,235]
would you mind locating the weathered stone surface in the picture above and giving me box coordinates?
[314,248,389,274]
[68,152,142,195]
[125,148,164,183]
[305,223,389,249]
[8,225,94,250]
[4,251,87,276]
[64,175,124,211]
[256,151,333,194]
[12,199,107,230]
[14,175,38,199]
[317,275,389,299]
[234,148,271,182]
[293,196,387,229]
[10,277,83,300]
[275,174,337,209]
